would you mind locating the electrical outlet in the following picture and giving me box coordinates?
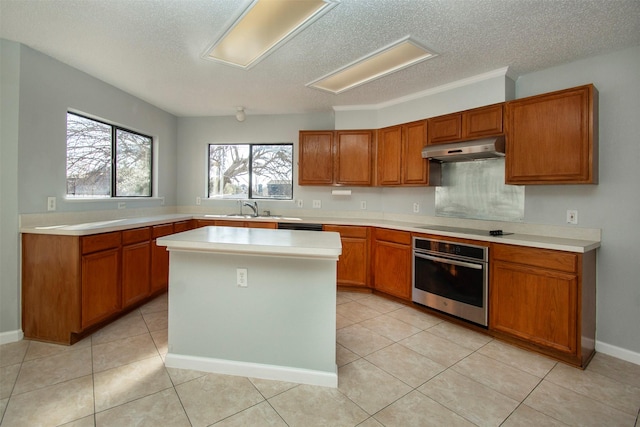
[237,268,248,287]
[360,200,367,210]
[312,200,321,209]
[196,196,201,205]
[566,209,578,224]
[47,197,56,211]
[118,202,126,209]
[296,199,303,208]
[413,202,420,213]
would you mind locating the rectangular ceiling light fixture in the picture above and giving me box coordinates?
[204,0,338,69]
[307,37,438,94]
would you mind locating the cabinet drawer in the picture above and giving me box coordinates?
[196,220,217,228]
[152,223,175,238]
[247,221,277,229]
[324,225,368,239]
[122,227,151,245]
[492,244,578,273]
[173,220,193,233]
[375,228,411,245]
[81,232,121,254]
[214,220,246,227]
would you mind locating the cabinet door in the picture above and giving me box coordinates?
[299,131,334,185]
[403,120,430,184]
[490,260,578,355]
[463,104,503,139]
[173,220,195,233]
[427,113,462,144]
[81,248,120,329]
[151,224,174,293]
[373,230,411,300]
[122,241,151,307]
[247,221,277,229]
[196,219,217,228]
[324,225,369,288]
[335,130,374,185]
[151,241,170,293]
[377,126,403,185]
[505,84,596,184]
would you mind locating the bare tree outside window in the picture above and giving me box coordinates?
[208,144,292,199]
[66,112,152,197]
[116,129,152,196]
[66,114,111,197]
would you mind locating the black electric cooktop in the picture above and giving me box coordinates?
[416,225,513,236]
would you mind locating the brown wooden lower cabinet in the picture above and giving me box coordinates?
[122,227,152,308]
[173,219,195,233]
[22,221,186,345]
[22,218,597,369]
[372,228,412,300]
[151,223,175,294]
[323,225,369,289]
[122,241,151,308]
[81,247,121,329]
[246,221,277,229]
[489,243,596,367]
[80,232,122,330]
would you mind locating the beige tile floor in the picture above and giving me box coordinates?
[1,291,639,427]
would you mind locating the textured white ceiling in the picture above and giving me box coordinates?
[1,0,639,117]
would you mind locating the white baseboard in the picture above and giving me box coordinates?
[0,329,24,345]
[596,340,640,366]
[165,353,338,388]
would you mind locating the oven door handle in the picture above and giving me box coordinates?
[414,252,484,270]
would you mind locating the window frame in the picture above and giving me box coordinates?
[66,112,154,198]
[207,142,293,200]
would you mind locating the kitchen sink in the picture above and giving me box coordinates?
[203,214,302,221]
[204,214,253,218]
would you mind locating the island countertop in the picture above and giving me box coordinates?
[157,226,342,260]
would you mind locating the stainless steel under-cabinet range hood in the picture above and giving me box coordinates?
[422,136,505,162]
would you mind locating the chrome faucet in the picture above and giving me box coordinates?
[243,201,258,217]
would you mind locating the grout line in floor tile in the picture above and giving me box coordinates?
[3,292,639,427]
[90,335,97,427]
[171,373,195,426]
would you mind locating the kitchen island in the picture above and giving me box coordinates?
[157,226,342,387]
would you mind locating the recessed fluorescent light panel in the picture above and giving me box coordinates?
[204,0,338,69]
[308,37,437,94]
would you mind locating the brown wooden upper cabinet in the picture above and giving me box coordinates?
[298,131,334,185]
[427,103,504,145]
[377,120,440,186]
[505,84,597,184]
[299,130,375,186]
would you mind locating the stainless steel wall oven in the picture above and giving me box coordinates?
[412,237,488,326]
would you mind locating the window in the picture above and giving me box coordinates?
[66,112,152,197]
[208,144,293,200]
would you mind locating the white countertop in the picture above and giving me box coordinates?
[19,213,601,253]
[157,226,342,260]
[19,214,193,235]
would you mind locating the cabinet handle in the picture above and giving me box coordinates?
[414,252,483,270]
